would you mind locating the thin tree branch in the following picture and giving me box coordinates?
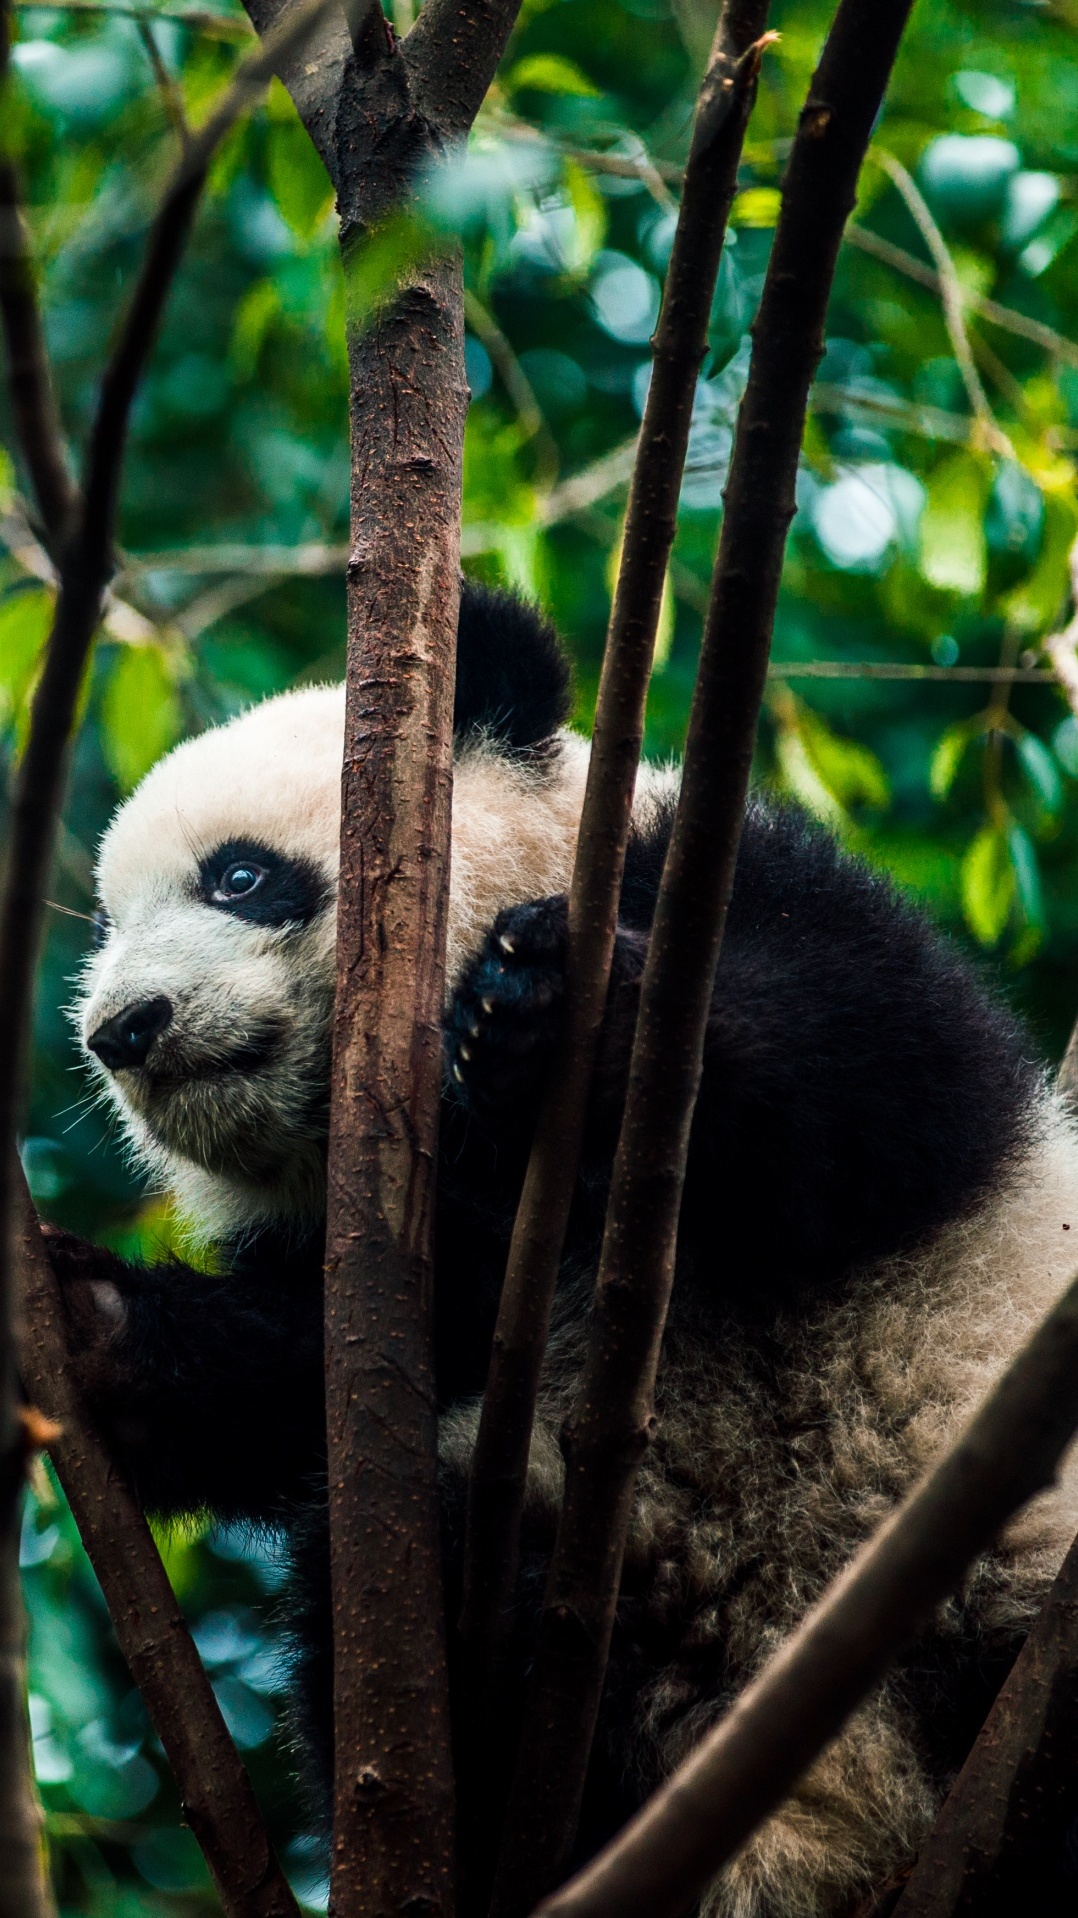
[11,1173,302,1918]
[138,18,193,151]
[845,221,1078,371]
[12,0,255,35]
[533,1262,1078,1918]
[0,171,79,552]
[489,0,917,1906]
[459,5,772,1855]
[870,148,1014,459]
[890,1525,1078,1915]
[463,286,560,490]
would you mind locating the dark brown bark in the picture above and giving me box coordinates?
[457,6,773,1760]
[237,7,528,1917]
[890,1527,1078,1917]
[534,1264,1078,1918]
[489,0,917,1906]
[12,1175,301,1918]
[324,249,466,1918]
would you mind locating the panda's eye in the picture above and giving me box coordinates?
[215,862,266,901]
[92,907,111,950]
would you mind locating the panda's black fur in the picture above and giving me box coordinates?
[48,584,1078,1916]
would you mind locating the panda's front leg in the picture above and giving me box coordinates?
[37,1227,326,1526]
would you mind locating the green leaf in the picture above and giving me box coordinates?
[505,53,601,97]
[800,708,891,810]
[267,112,334,241]
[961,822,1015,944]
[562,159,606,275]
[1003,492,1078,634]
[929,716,981,799]
[0,588,53,725]
[1014,728,1062,817]
[731,187,782,228]
[101,645,182,795]
[1007,819,1045,929]
[918,451,990,598]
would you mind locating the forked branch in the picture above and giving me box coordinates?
[489,0,917,1905]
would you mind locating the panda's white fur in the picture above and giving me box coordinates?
[72,675,1078,1917]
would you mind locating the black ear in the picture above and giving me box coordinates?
[454,581,572,755]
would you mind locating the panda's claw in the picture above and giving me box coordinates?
[445,894,570,1118]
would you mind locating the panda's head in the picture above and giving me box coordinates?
[75,586,585,1237]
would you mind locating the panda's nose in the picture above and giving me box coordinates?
[88,996,173,1071]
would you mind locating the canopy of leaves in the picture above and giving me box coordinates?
[4,0,1078,1905]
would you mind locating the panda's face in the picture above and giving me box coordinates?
[81,837,336,1183]
[74,675,593,1231]
[75,684,345,1216]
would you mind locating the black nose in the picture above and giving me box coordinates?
[88,996,173,1071]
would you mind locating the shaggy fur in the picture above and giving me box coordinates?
[46,584,1078,1916]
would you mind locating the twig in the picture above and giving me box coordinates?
[771,660,1053,681]
[463,287,560,490]
[11,0,255,36]
[534,1261,1078,1918]
[0,172,79,552]
[11,1172,302,1918]
[137,18,192,151]
[845,222,1078,371]
[871,149,1013,459]
[489,0,919,1907]
[460,2,773,1865]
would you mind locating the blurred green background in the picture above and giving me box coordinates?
[4,0,1078,1906]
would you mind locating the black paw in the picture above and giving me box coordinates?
[445,897,568,1119]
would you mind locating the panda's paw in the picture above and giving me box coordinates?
[40,1226,130,1348]
[445,896,568,1119]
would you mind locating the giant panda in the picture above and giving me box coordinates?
[43,581,1078,1917]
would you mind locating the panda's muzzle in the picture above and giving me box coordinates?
[88,996,173,1071]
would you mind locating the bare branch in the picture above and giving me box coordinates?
[13,0,255,36]
[0,167,79,551]
[489,0,917,1905]
[845,220,1078,370]
[871,148,1013,459]
[12,1175,302,1918]
[463,287,559,489]
[460,8,772,1872]
[138,18,192,151]
[534,1262,1078,1918]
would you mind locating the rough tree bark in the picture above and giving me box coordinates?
[231,6,532,1914]
[13,1176,301,1918]
[533,1261,1078,1918]
[457,0,774,1756]
[488,0,917,1907]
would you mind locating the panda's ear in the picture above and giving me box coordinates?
[454,581,572,755]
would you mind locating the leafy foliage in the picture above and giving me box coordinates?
[4,0,1078,1905]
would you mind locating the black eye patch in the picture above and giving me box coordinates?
[198,840,329,929]
[91,907,111,950]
